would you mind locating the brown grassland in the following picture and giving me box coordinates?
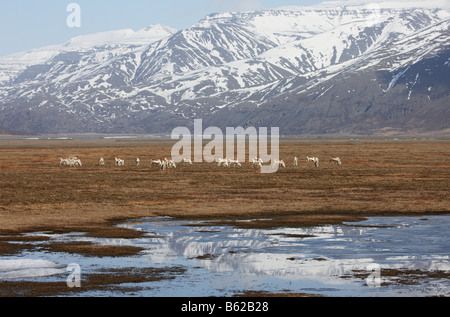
[1,138,449,234]
[0,138,449,296]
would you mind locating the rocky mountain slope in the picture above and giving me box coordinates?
[0,2,449,135]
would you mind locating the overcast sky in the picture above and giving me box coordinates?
[0,0,448,57]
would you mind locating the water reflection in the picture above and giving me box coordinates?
[119,216,450,296]
[1,216,448,296]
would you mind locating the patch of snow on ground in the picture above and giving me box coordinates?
[0,259,66,280]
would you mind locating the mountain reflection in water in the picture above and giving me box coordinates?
[119,216,449,297]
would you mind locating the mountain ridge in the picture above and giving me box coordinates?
[0,2,449,136]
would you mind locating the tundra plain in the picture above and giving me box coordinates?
[0,138,449,296]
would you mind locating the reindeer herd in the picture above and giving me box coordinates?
[59,155,342,170]
[59,156,82,167]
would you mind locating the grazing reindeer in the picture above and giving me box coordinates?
[251,157,263,168]
[115,157,125,166]
[73,158,82,167]
[152,159,162,167]
[60,157,82,167]
[306,156,319,168]
[167,158,176,169]
[60,158,69,167]
[273,160,286,168]
[216,158,229,167]
[251,157,264,168]
[329,157,342,166]
[228,159,242,167]
[159,158,176,171]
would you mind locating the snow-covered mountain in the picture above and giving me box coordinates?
[0,2,449,135]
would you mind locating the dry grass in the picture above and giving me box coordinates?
[43,242,145,258]
[0,138,449,239]
[0,266,186,297]
[234,290,322,297]
[343,268,450,287]
[0,138,449,297]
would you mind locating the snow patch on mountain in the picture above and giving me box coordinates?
[0,1,449,135]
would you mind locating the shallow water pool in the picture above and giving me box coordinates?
[1,216,449,297]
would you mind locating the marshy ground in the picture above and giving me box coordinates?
[0,138,449,296]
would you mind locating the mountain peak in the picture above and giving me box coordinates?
[63,29,136,48]
[64,24,177,48]
[0,3,449,135]
[277,0,450,11]
[141,24,178,34]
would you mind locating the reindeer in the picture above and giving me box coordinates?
[329,157,342,166]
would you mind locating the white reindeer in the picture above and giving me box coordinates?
[251,157,263,168]
[273,160,286,168]
[293,157,298,166]
[314,157,319,167]
[159,158,175,170]
[60,158,70,167]
[67,157,76,167]
[151,159,162,167]
[167,158,176,169]
[99,158,105,166]
[60,157,81,167]
[216,158,229,167]
[159,158,176,170]
[136,158,140,167]
[306,156,319,167]
[329,157,342,166]
[73,158,82,167]
[228,159,242,167]
[115,157,125,167]
[182,158,193,165]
